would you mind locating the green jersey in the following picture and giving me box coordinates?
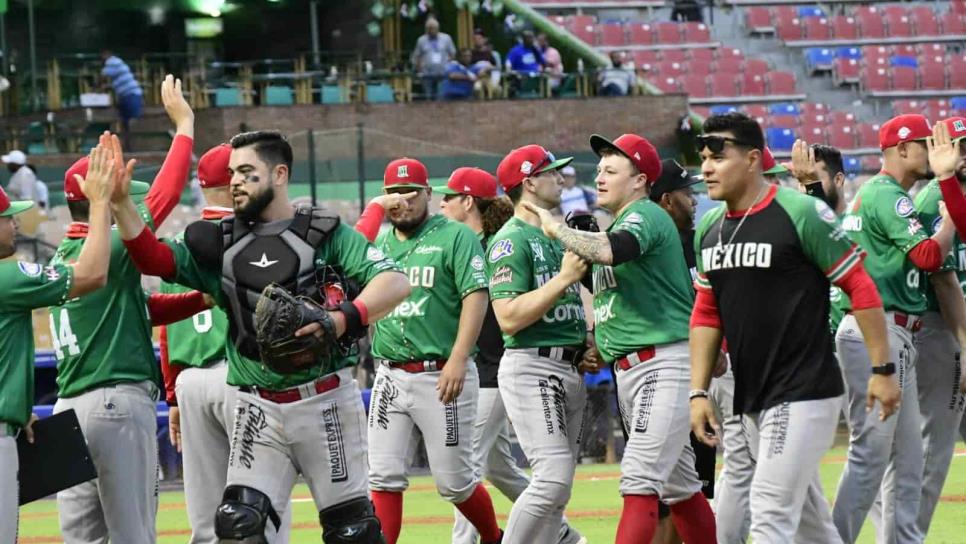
[486,217,586,349]
[371,214,487,361]
[915,179,966,313]
[166,221,398,390]
[160,227,228,367]
[840,173,929,314]
[49,206,159,398]
[592,199,693,361]
[0,261,73,426]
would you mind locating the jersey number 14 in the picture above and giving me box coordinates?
[49,308,80,359]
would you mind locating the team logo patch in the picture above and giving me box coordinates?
[529,240,546,262]
[816,200,837,223]
[17,261,42,277]
[397,165,409,178]
[898,126,912,140]
[895,196,915,217]
[489,239,514,262]
[933,215,943,234]
[908,218,923,236]
[367,247,387,262]
[520,161,533,175]
[955,120,966,133]
[470,255,484,271]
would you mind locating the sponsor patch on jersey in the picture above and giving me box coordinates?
[471,255,484,271]
[490,265,513,286]
[623,212,643,225]
[908,217,923,236]
[933,215,943,234]
[17,261,42,277]
[895,196,915,217]
[489,239,514,262]
[414,245,443,254]
[44,267,61,281]
[367,247,387,262]
[816,200,837,223]
[529,240,546,262]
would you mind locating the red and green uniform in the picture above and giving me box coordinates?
[0,262,73,426]
[486,217,586,348]
[592,198,693,361]
[915,179,966,310]
[370,214,487,361]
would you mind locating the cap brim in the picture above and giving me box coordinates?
[130,180,150,196]
[384,183,428,191]
[0,200,34,216]
[433,186,461,196]
[590,134,622,159]
[534,156,574,174]
[764,164,789,175]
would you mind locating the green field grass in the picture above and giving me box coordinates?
[18,446,966,543]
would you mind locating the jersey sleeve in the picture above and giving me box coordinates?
[610,205,662,257]
[871,184,929,254]
[914,183,956,273]
[0,261,74,310]
[486,231,531,300]
[692,207,720,293]
[328,223,400,286]
[796,197,865,283]
[167,238,223,300]
[449,225,488,299]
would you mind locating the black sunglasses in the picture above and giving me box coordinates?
[695,135,759,154]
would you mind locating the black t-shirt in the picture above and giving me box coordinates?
[477,234,505,388]
[695,186,856,414]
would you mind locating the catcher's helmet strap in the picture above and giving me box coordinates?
[289,206,340,249]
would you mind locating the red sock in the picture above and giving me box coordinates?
[454,484,502,543]
[615,494,659,544]
[670,492,717,544]
[370,490,403,544]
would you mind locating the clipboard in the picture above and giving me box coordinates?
[16,409,97,505]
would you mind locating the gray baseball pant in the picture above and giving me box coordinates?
[834,313,923,544]
[499,349,586,543]
[0,433,18,544]
[710,367,753,544]
[55,380,160,544]
[451,386,583,544]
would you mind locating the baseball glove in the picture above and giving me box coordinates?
[565,210,600,232]
[254,283,337,374]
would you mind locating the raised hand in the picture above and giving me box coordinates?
[788,139,820,185]
[928,121,958,181]
[161,74,194,134]
[522,201,561,239]
[108,133,137,203]
[372,191,419,212]
[77,143,117,204]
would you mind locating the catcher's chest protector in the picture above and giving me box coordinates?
[220,207,339,360]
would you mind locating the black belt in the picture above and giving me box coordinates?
[537,346,585,366]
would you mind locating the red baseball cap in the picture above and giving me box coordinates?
[942,116,966,143]
[879,114,931,150]
[589,133,662,184]
[198,144,232,188]
[0,185,32,217]
[383,158,429,190]
[63,156,149,202]
[496,144,573,193]
[434,167,497,198]
[762,146,789,175]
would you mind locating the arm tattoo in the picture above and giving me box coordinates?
[555,226,613,264]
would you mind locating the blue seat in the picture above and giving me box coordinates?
[843,156,861,175]
[805,48,835,71]
[214,87,243,107]
[321,85,347,105]
[264,85,294,106]
[951,97,966,111]
[890,56,918,68]
[766,127,796,151]
[835,47,862,60]
[366,83,395,104]
[797,6,825,18]
[768,102,800,116]
[710,104,739,115]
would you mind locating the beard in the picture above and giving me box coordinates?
[389,207,429,234]
[826,184,840,212]
[235,185,275,222]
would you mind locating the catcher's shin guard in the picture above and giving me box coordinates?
[319,497,386,543]
[214,485,281,543]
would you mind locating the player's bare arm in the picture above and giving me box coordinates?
[689,325,723,448]
[931,270,966,350]
[850,306,901,421]
[491,250,587,335]
[67,142,121,298]
[522,201,615,264]
[437,289,488,404]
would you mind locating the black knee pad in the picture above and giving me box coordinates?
[319,497,385,544]
[215,485,281,543]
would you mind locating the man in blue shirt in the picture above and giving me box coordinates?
[442,49,480,100]
[505,31,544,75]
[100,50,143,146]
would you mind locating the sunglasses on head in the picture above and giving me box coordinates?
[533,151,557,173]
[695,135,759,154]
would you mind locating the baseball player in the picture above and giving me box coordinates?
[364,158,502,544]
[689,112,899,542]
[49,76,195,543]
[434,167,586,544]
[487,144,591,543]
[911,116,966,535]
[833,114,958,544]
[525,135,716,544]
[0,147,116,543]
[113,129,411,543]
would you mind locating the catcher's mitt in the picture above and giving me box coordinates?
[565,210,600,232]
[254,283,338,374]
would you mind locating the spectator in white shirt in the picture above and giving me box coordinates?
[558,165,595,216]
[2,150,37,201]
[597,51,637,96]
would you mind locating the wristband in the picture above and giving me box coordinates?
[689,389,709,401]
[338,300,368,339]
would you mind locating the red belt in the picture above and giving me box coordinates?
[892,312,922,332]
[388,359,447,373]
[239,374,341,404]
[615,346,656,371]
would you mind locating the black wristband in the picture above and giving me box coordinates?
[338,301,365,339]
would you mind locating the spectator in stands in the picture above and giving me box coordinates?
[671,0,704,22]
[28,166,48,212]
[411,17,457,101]
[471,30,502,97]
[506,30,545,75]
[537,32,564,93]
[559,165,595,216]
[2,150,36,201]
[441,48,479,100]
[101,50,143,147]
[597,52,636,96]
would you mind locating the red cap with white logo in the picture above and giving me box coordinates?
[496,145,573,193]
[434,167,497,198]
[879,114,931,150]
[589,133,662,184]
[383,158,429,190]
[941,116,966,143]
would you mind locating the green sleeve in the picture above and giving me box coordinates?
[487,231,532,299]
[449,225,488,299]
[872,185,929,255]
[168,238,223,300]
[0,262,74,310]
[795,196,864,283]
[327,223,399,285]
[914,183,955,272]
[692,206,722,291]
[611,206,661,257]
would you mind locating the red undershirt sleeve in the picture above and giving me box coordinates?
[144,134,193,227]
[354,202,385,242]
[834,263,882,311]
[907,239,944,272]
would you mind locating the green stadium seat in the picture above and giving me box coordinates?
[321,85,347,105]
[264,85,294,106]
[366,84,395,104]
[214,88,243,107]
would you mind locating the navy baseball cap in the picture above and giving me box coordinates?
[649,159,701,203]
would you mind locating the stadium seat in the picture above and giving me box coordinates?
[833,58,861,85]
[884,12,914,37]
[954,0,966,15]
[862,46,890,63]
[321,85,347,104]
[682,22,711,43]
[826,111,856,125]
[650,77,681,93]
[843,156,862,176]
[713,56,743,75]
[766,128,796,151]
[951,97,966,112]
[708,73,739,97]
[893,44,917,57]
[632,50,660,68]
[656,22,683,44]
[765,71,797,95]
[658,61,687,77]
[856,123,881,148]
[768,103,799,116]
[720,48,745,61]
[800,112,827,126]
[549,15,567,27]
[741,73,766,95]
[214,88,243,106]
[800,124,828,145]
[599,23,626,47]
[950,69,966,90]
[773,6,798,22]
[806,48,835,73]
[689,62,714,77]
[767,115,800,129]
[366,83,395,103]
[835,47,861,60]
[743,58,770,78]
[566,15,596,30]
[777,18,804,41]
[918,43,946,56]
[804,19,832,41]
[800,103,828,115]
[797,6,825,18]
[889,56,918,68]
[264,85,294,106]
[890,67,918,92]
[628,23,655,45]
[891,99,925,115]
[857,11,887,39]
[827,126,857,150]
[690,106,712,118]
[689,48,717,63]
[744,104,769,119]
[681,75,710,98]
[910,6,940,35]
[572,24,597,45]
[710,105,739,115]
[663,49,688,63]
[862,67,890,92]
[942,11,966,34]
[831,16,859,40]
[920,63,947,90]
[951,54,966,76]
[745,7,774,33]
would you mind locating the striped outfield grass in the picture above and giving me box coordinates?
[17,447,966,543]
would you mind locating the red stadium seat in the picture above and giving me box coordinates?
[892,99,925,115]
[800,124,828,145]
[744,59,770,78]
[566,15,596,30]
[658,61,688,77]
[690,106,711,118]
[857,11,887,39]
[632,50,660,68]
[920,62,947,90]
[831,16,859,40]
[910,7,940,35]
[662,49,688,63]
[656,22,683,45]
[572,24,597,45]
[598,23,626,47]
[689,48,717,63]
[681,74,710,98]
[743,104,769,119]
[827,126,857,150]
[892,44,917,58]
[800,103,828,116]
[862,67,890,92]
[765,71,797,95]
[688,62,714,77]
[826,111,856,125]
[708,73,739,97]
[950,67,966,90]
[950,53,966,74]
[862,46,891,68]
[856,123,881,149]
[745,7,774,33]
[767,115,800,129]
[890,66,918,91]
[800,112,828,126]
[741,73,767,95]
[777,18,804,41]
[833,59,861,85]
[774,6,798,22]
[720,48,745,61]
[918,43,946,57]
[650,76,680,94]
[713,56,744,75]
[954,0,966,15]
[682,22,711,43]
[549,15,567,27]
[804,18,833,41]
[942,11,966,34]
[886,12,915,39]
[628,23,655,45]
[881,5,908,20]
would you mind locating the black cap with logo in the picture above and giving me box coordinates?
[649,159,700,203]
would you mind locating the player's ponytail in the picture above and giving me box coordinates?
[479,195,514,236]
